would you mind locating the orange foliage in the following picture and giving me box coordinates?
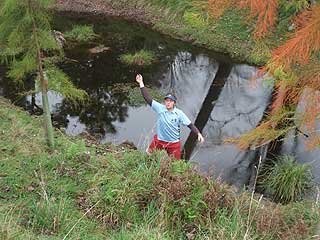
[300,90,320,131]
[302,90,320,151]
[234,6,320,149]
[270,5,320,70]
[265,6,320,130]
[207,0,232,19]
[235,120,290,149]
[239,0,279,38]
[270,80,288,117]
[305,135,320,150]
[298,62,320,91]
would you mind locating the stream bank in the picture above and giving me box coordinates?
[54,0,273,65]
[0,97,319,239]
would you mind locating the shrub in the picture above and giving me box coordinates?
[259,155,313,204]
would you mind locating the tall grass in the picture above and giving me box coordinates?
[259,155,313,204]
[27,199,70,235]
[149,0,194,15]
[0,98,319,239]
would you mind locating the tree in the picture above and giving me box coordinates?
[0,0,87,148]
[237,5,320,149]
[239,0,279,39]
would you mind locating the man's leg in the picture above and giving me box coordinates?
[166,141,181,159]
[146,134,163,155]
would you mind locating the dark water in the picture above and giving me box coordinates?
[0,15,277,187]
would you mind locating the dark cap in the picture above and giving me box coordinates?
[164,94,177,102]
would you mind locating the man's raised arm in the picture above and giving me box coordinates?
[136,74,152,106]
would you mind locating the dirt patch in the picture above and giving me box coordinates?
[54,0,152,25]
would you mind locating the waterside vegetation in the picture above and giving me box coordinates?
[0,97,319,239]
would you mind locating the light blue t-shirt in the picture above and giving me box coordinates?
[151,100,191,142]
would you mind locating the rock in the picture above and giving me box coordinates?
[53,30,66,47]
[89,45,111,54]
[120,140,137,150]
[288,23,295,32]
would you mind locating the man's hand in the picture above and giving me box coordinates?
[136,74,144,87]
[198,133,204,143]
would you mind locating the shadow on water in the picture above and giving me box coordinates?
[183,63,233,160]
[0,14,276,187]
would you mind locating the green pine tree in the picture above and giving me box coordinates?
[0,0,87,149]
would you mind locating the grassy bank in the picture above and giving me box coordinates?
[0,97,319,239]
[55,0,294,65]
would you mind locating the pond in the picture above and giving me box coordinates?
[0,14,275,188]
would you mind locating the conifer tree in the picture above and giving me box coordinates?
[0,0,86,148]
[237,4,320,149]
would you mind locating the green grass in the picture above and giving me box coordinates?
[104,0,259,63]
[98,0,308,65]
[0,97,319,239]
[64,25,97,43]
[148,2,257,63]
[119,50,156,66]
[259,155,313,204]
[55,0,312,65]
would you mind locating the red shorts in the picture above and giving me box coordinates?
[147,135,181,159]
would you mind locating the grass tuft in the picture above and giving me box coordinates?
[259,155,313,204]
[119,50,156,66]
[64,25,97,43]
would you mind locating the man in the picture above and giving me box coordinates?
[136,73,204,159]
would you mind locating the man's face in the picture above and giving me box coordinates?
[164,98,175,110]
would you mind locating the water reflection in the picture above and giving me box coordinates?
[281,88,320,185]
[188,65,273,187]
[160,52,219,142]
[55,88,129,136]
[101,51,219,147]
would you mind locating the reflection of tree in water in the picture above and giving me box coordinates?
[1,16,183,137]
[0,67,42,114]
[54,86,129,136]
